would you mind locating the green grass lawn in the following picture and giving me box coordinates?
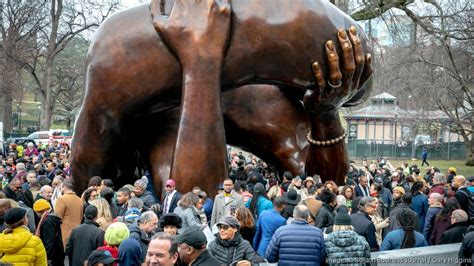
[358,158,474,177]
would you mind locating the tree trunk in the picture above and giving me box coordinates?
[2,94,12,135]
[466,140,474,166]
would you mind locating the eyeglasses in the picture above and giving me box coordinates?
[217,225,230,231]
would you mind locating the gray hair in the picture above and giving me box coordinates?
[139,211,158,224]
[432,173,445,185]
[27,142,34,148]
[128,197,144,210]
[16,163,26,172]
[451,209,468,223]
[40,185,53,194]
[359,197,376,209]
[293,204,310,221]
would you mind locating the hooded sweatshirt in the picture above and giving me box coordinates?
[118,237,142,266]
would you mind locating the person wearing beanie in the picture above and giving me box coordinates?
[389,186,405,213]
[97,222,130,262]
[134,176,156,209]
[208,216,256,265]
[0,207,47,265]
[33,199,65,266]
[325,206,371,266]
[65,205,105,266]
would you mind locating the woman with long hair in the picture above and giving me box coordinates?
[245,183,273,219]
[0,208,47,265]
[235,207,256,246]
[81,188,98,214]
[380,209,427,250]
[324,180,339,195]
[341,185,354,211]
[430,198,460,245]
[90,198,113,231]
[173,192,205,233]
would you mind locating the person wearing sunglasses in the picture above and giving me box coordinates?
[208,216,256,266]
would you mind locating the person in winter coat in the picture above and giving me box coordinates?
[159,213,182,236]
[381,209,428,250]
[33,199,64,266]
[129,211,158,262]
[325,206,371,266]
[55,179,83,247]
[351,197,379,251]
[245,183,273,220]
[134,176,156,209]
[65,205,105,266]
[253,196,286,257]
[0,208,47,266]
[265,205,325,265]
[411,181,429,230]
[422,192,443,242]
[97,222,130,262]
[173,192,206,233]
[208,216,256,265]
[430,198,460,245]
[314,188,336,231]
[459,225,474,266]
[389,193,420,232]
[119,237,142,266]
[439,209,470,244]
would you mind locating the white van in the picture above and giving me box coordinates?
[27,131,51,147]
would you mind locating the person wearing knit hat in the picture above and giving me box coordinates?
[33,200,65,266]
[96,222,130,261]
[33,199,51,213]
[133,176,156,209]
[0,208,48,265]
[325,206,371,265]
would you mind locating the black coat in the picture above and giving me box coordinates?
[65,219,104,266]
[314,203,335,230]
[39,213,64,266]
[351,211,379,251]
[208,232,256,266]
[129,224,151,263]
[439,221,470,244]
[162,191,182,215]
[192,250,221,266]
[459,225,474,266]
[388,203,420,232]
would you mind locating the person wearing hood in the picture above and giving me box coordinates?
[129,211,158,263]
[325,206,371,266]
[0,207,47,265]
[119,237,142,266]
[33,199,64,266]
[65,205,105,266]
[208,216,256,266]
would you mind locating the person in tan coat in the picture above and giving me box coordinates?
[55,179,83,247]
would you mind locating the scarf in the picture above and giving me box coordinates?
[35,210,51,237]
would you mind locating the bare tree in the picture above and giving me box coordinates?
[0,0,47,134]
[20,0,119,130]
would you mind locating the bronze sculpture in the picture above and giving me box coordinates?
[71,0,373,196]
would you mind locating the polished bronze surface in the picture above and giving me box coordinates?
[71,0,373,196]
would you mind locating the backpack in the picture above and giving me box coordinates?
[458,189,474,221]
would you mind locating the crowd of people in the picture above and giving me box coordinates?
[0,141,473,266]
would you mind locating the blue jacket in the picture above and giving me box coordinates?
[265,220,325,266]
[245,196,273,218]
[380,229,428,250]
[411,193,429,230]
[118,237,142,266]
[253,209,286,257]
[422,206,442,241]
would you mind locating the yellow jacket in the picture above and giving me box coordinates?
[0,226,47,266]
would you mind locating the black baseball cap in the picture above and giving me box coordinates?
[87,250,117,265]
[176,228,207,249]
